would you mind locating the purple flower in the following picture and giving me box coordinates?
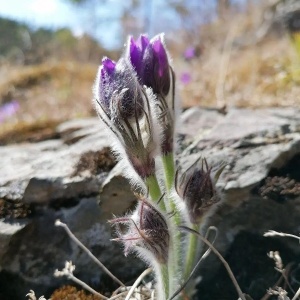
[94,56,158,180]
[98,57,116,116]
[0,100,20,123]
[128,34,171,96]
[129,34,149,76]
[96,56,144,120]
[180,72,192,85]
[183,46,195,60]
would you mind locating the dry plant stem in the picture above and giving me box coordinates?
[264,230,300,242]
[292,287,300,300]
[260,263,293,300]
[179,226,247,300]
[109,291,130,300]
[111,287,150,299]
[124,268,152,300]
[55,220,125,287]
[66,272,108,299]
[215,21,237,107]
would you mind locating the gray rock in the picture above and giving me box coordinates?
[0,107,300,299]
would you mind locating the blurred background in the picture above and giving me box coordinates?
[0,0,299,141]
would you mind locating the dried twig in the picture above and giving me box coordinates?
[291,287,300,300]
[54,261,108,299]
[55,220,125,287]
[124,268,153,300]
[168,226,217,300]
[179,225,247,300]
[264,231,300,242]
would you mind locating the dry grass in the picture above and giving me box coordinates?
[0,61,97,136]
[0,5,299,140]
[177,33,300,109]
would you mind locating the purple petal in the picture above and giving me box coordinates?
[129,36,142,74]
[137,34,149,54]
[98,59,116,115]
[151,36,169,78]
[102,57,116,75]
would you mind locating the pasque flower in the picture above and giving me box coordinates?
[96,57,144,120]
[109,198,170,264]
[128,34,171,96]
[93,32,230,300]
[128,34,176,155]
[176,158,224,224]
[94,56,157,179]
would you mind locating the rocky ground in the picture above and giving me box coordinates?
[0,107,300,299]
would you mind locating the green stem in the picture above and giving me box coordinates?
[184,223,199,279]
[162,152,175,191]
[145,174,165,212]
[161,153,183,295]
[159,264,169,300]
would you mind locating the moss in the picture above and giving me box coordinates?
[51,285,102,300]
[0,198,32,218]
[73,148,116,176]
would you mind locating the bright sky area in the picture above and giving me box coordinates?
[0,0,247,49]
[0,0,123,48]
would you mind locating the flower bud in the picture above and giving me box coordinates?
[176,159,223,224]
[98,57,116,116]
[129,34,149,77]
[128,34,171,97]
[95,57,144,121]
[94,56,159,180]
[127,33,176,155]
[110,199,169,264]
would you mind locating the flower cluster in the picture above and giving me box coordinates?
[94,33,224,300]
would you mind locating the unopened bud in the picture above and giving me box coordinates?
[128,34,171,97]
[176,158,224,224]
[110,199,169,264]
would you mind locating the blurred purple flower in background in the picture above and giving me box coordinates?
[180,72,192,85]
[0,100,20,123]
[183,46,195,60]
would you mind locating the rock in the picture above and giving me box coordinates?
[0,107,300,299]
[0,119,113,204]
[179,107,300,299]
[0,118,142,299]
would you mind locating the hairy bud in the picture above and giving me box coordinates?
[110,199,169,264]
[94,56,158,179]
[96,57,144,120]
[176,158,224,224]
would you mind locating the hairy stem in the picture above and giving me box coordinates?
[184,223,199,279]
[145,174,165,211]
[159,264,170,300]
[162,152,184,296]
[162,152,175,191]
[179,226,247,300]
